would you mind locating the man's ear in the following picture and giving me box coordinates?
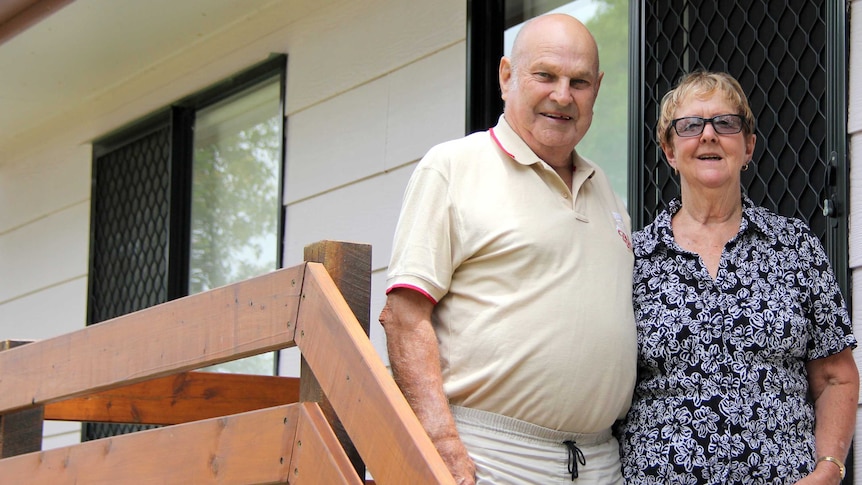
[594,70,604,97]
[499,57,512,101]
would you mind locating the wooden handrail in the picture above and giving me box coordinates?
[0,264,303,414]
[0,403,360,484]
[0,340,44,458]
[302,239,372,479]
[0,240,455,484]
[296,262,454,484]
[43,372,301,425]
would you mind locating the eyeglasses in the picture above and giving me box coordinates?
[670,114,747,137]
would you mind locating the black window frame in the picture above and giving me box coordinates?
[85,54,286,442]
[89,54,287,315]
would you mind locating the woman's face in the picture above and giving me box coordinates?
[662,93,756,192]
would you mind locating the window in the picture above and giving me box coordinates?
[189,77,283,374]
[86,55,285,440]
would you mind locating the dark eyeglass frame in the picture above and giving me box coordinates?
[670,114,748,137]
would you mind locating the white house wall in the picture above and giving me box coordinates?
[0,138,94,449]
[849,1,862,482]
[280,4,466,375]
[0,0,465,450]
[0,145,93,449]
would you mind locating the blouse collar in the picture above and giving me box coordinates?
[636,194,775,258]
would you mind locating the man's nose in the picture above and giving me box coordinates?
[549,80,574,105]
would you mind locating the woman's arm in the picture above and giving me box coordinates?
[802,348,858,484]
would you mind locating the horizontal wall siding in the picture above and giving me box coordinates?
[283,0,465,116]
[42,421,82,451]
[0,202,90,304]
[284,164,416,272]
[850,1,861,482]
[280,0,466,377]
[285,79,391,204]
[284,43,467,205]
[0,147,91,232]
[0,279,86,341]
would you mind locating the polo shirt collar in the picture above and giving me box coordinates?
[489,114,596,179]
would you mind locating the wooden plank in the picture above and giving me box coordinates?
[296,263,455,485]
[301,240,371,479]
[0,403,304,484]
[0,340,35,351]
[0,340,43,458]
[302,240,371,335]
[43,372,301,425]
[0,407,43,458]
[290,402,363,484]
[0,265,304,415]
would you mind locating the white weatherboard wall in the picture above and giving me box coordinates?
[279,1,466,375]
[851,1,862,482]
[0,0,465,450]
[0,145,93,450]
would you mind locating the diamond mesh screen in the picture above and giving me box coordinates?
[90,126,171,321]
[85,125,172,440]
[640,0,828,240]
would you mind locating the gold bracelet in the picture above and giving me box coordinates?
[816,456,846,480]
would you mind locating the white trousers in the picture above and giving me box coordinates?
[451,406,624,485]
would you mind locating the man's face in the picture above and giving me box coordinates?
[499,23,602,164]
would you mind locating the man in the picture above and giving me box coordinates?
[379,13,636,484]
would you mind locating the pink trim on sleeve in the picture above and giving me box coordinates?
[385,284,438,305]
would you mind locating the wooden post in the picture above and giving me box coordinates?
[301,240,371,480]
[0,340,44,458]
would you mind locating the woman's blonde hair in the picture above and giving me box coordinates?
[657,71,755,147]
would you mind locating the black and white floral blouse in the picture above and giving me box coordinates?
[616,196,856,485]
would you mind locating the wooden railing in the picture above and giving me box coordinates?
[0,240,454,484]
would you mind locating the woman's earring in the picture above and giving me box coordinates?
[741,161,751,172]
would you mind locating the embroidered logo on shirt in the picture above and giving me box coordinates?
[613,212,632,250]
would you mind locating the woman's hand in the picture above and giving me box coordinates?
[794,459,843,484]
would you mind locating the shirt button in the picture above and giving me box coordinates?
[562,192,569,199]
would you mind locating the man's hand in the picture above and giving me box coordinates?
[433,435,476,484]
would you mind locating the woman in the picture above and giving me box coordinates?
[616,71,858,484]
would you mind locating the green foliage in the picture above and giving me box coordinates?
[189,96,282,376]
[189,117,281,295]
[578,0,629,202]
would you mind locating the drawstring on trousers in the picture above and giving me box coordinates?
[563,440,586,480]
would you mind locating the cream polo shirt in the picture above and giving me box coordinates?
[386,115,636,433]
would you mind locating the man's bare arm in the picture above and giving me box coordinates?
[379,288,476,484]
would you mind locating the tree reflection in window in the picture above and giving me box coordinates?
[190,77,282,375]
[504,0,629,203]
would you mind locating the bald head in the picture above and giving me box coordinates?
[498,13,603,168]
[510,14,600,76]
